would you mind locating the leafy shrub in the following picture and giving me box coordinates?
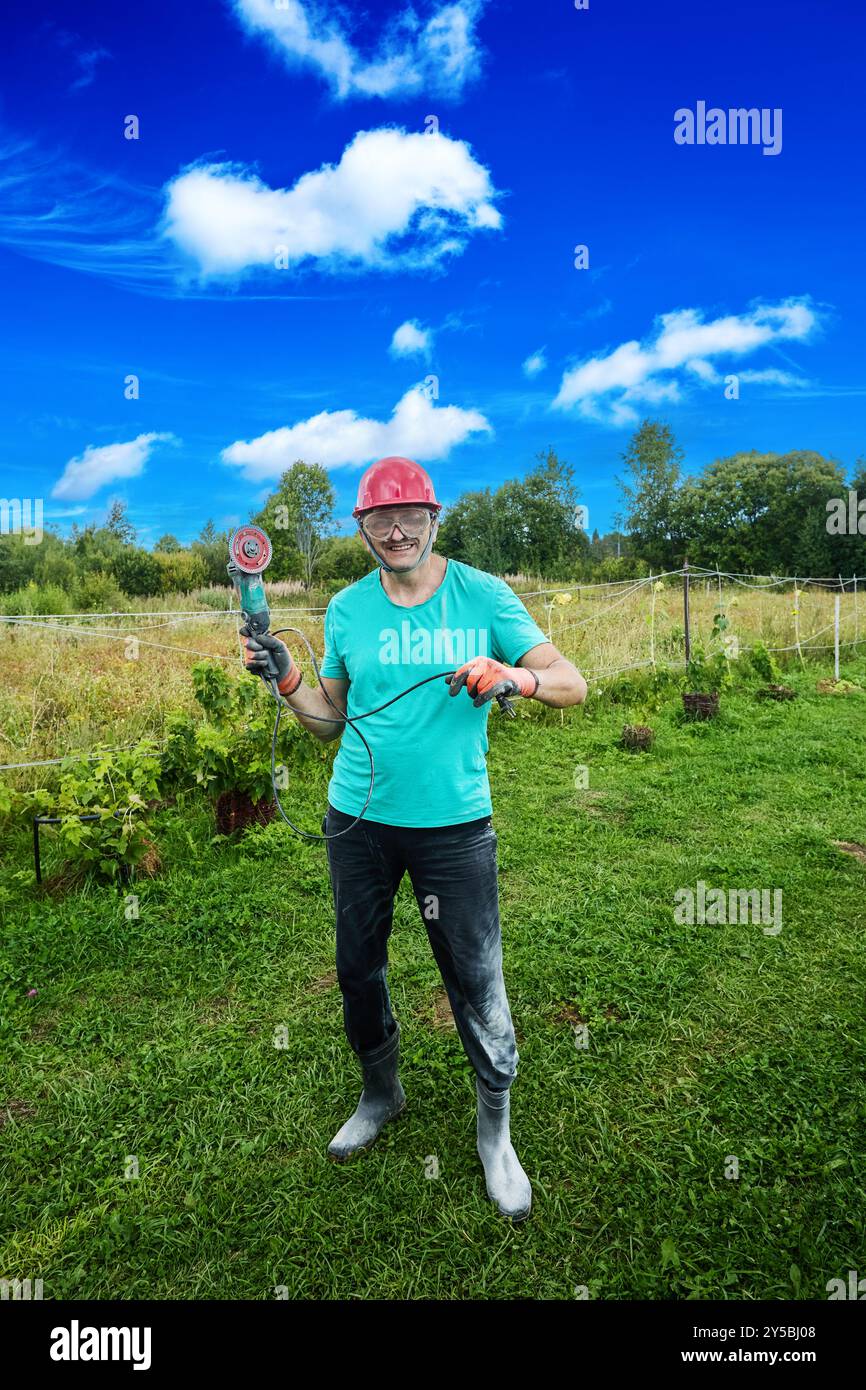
[317,535,375,584]
[0,582,73,616]
[587,556,651,584]
[159,660,326,806]
[192,533,234,587]
[112,546,163,597]
[76,571,126,612]
[749,640,783,684]
[37,551,79,592]
[684,644,734,693]
[602,665,679,708]
[26,743,161,882]
[154,550,207,595]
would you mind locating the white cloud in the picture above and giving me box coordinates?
[685,361,808,389]
[522,348,546,378]
[0,130,499,295]
[230,0,485,100]
[43,505,88,519]
[163,127,501,278]
[390,320,432,359]
[684,358,719,383]
[51,433,175,501]
[553,299,819,425]
[737,367,808,387]
[0,137,180,296]
[221,384,490,481]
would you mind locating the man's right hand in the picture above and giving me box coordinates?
[239,626,299,694]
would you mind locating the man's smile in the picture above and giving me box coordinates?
[383,537,419,557]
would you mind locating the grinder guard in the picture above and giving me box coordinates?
[227,525,281,687]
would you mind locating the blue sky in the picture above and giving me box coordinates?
[1,0,864,545]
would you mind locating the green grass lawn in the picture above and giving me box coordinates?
[1,665,865,1300]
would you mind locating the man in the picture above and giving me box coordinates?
[243,456,587,1220]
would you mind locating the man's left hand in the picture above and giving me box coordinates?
[446,657,537,708]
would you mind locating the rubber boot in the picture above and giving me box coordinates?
[327,1026,406,1161]
[476,1076,532,1221]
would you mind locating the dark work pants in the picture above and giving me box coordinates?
[322,804,518,1091]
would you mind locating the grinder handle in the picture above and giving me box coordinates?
[242,610,283,683]
[228,559,282,687]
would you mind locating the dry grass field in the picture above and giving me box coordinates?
[0,571,861,783]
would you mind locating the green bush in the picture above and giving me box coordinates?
[36,549,79,593]
[601,665,680,708]
[684,644,734,693]
[749,640,783,684]
[112,547,163,598]
[0,582,72,616]
[154,550,207,595]
[159,661,326,805]
[76,571,127,612]
[25,743,161,883]
[317,535,375,584]
[192,534,234,587]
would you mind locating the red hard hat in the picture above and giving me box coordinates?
[353,456,441,518]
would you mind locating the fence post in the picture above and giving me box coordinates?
[834,593,841,680]
[544,598,564,726]
[793,577,804,668]
[683,557,691,665]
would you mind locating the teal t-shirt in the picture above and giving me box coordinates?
[319,559,548,828]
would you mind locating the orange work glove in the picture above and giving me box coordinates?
[446,656,539,708]
[240,626,302,697]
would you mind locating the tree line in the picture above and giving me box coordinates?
[1,421,864,603]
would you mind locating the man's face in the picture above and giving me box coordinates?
[362,506,435,569]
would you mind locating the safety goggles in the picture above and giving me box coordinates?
[361,506,434,541]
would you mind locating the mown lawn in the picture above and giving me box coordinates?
[1,665,865,1300]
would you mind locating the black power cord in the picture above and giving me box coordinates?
[266,625,472,842]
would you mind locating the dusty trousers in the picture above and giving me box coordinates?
[322,804,518,1091]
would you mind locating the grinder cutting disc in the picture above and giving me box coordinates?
[229,524,273,575]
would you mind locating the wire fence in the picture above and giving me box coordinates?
[0,567,862,774]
